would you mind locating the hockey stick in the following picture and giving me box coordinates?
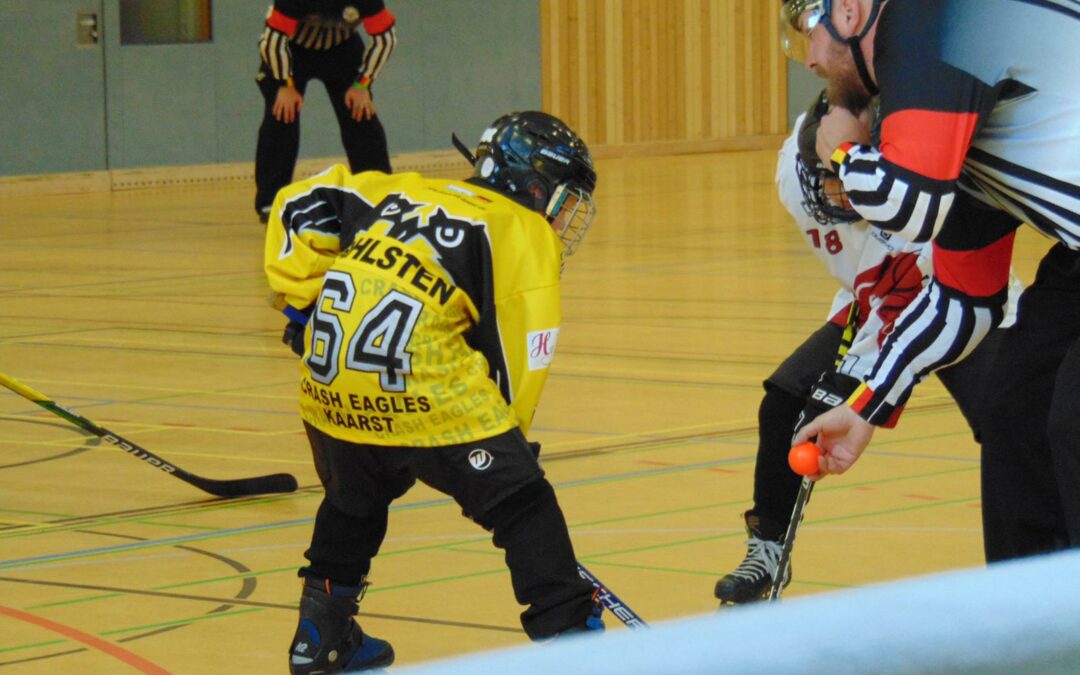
[0,372,298,498]
[577,562,648,629]
[768,303,860,602]
[768,476,813,601]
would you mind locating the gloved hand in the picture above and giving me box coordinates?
[282,320,306,357]
[792,371,862,443]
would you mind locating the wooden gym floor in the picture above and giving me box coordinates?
[0,150,1051,673]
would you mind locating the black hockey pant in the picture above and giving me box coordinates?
[299,423,596,639]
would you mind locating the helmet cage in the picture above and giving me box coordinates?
[795,152,860,225]
[546,183,596,257]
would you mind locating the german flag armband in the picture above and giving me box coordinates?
[846,382,903,428]
[830,142,855,174]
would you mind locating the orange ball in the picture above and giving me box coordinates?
[788,441,822,476]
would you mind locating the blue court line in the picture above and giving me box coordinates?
[0,457,760,571]
[0,443,978,571]
[0,494,459,571]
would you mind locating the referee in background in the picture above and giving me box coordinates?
[254,1,397,224]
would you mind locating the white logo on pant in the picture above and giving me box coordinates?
[468,449,493,471]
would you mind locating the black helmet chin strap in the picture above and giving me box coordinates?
[845,0,882,96]
[847,38,878,96]
[451,132,476,166]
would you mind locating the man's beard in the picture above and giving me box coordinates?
[822,41,872,114]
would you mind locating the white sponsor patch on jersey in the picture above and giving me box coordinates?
[527,328,559,370]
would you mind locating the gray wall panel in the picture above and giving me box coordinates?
[2,0,542,176]
[1,0,107,175]
[786,61,824,129]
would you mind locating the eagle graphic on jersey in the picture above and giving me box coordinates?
[266,167,563,447]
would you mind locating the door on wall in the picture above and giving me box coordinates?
[0,1,108,176]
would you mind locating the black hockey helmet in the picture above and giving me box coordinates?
[453,111,598,256]
[795,90,860,226]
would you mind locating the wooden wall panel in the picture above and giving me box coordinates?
[541,0,787,154]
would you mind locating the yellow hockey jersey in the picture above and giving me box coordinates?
[264,166,564,447]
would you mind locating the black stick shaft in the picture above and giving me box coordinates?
[0,372,297,498]
[577,562,648,629]
[769,476,814,601]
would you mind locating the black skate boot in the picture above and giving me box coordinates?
[714,511,790,605]
[289,579,394,674]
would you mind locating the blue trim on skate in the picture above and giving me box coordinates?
[299,618,320,646]
[345,636,395,671]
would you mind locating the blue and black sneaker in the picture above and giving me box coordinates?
[289,580,394,674]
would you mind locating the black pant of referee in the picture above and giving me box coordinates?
[255,34,391,220]
[980,243,1080,562]
[298,422,598,640]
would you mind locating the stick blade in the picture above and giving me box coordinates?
[186,472,299,498]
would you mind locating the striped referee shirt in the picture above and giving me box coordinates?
[259,1,396,88]
[829,0,1080,425]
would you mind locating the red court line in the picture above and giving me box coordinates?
[0,604,172,674]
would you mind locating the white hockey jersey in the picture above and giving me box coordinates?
[776,114,1020,385]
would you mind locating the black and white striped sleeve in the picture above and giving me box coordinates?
[354,5,397,88]
[357,25,396,86]
[259,25,294,84]
[843,278,1006,424]
[833,143,958,244]
[841,222,1017,425]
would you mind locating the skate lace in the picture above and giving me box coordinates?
[730,537,783,582]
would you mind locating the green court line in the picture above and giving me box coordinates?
[2,434,983,626]
[46,462,975,575]
[0,609,268,656]
[0,519,315,571]
[1,467,984,654]
[591,559,855,592]
[23,569,301,611]
[0,461,980,579]
[576,494,982,562]
[580,559,719,578]
[447,541,859,594]
[27,592,124,610]
[16,473,979,615]
[568,463,978,530]
[154,566,298,591]
[0,490,317,542]
[0,638,66,655]
[99,607,265,636]
[0,425,976,545]
[364,567,509,594]
[0,508,77,519]
[132,519,221,531]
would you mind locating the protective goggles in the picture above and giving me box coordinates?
[546,184,597,258]
[779,0,834,62]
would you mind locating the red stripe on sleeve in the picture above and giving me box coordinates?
[363,9,396,34]
[267,9,299,36]
[879,109,979,181]
[932,232,1015,298]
